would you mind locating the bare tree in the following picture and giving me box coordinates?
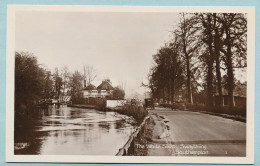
[61,66,71,101]
[194,13,216,109]
[176,13,201,104]
[83,65,97,86]
[218,13,247,107]
[118,80,127,93]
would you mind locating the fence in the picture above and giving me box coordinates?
[107,100,126,108]
[116,116,150,156]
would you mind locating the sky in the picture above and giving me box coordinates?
[15,11,179,99]
[15,11,247,99]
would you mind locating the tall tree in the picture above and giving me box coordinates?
[15,52,45,114]
[213,13,224,106]
[196,13,216,108]
[83,65,97,86]
[147,42,185,103]
[53,68,63,100]
[43,70,53,99]
[176,13,200,104]
[218,13,247,107]
[61,66,71,101]
[69,70,84,104]
[168,35,185,103]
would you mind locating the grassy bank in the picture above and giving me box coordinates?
[108,104,148,125]
[127,118,154,156]
[185,103,246,117]
[69,99,148,125]
[185,103,246,122]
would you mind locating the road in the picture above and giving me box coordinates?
[148,108,246,156]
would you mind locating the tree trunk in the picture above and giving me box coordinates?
[207,57,214,109]
[214,28,223,106]
[169,78,172,104]
[162,87,165,103]
[172,79,175,103]
[226,44,235,108]
[207,27,214,109]
[183,42,193,104]
[225,30,235,108]
[186,57,193,104]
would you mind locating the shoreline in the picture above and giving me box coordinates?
[67,104,97,109]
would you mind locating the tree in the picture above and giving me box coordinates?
[146,41,185,103]
[43,70,53,99]
[176,13,201,104]
[83,65,97,85]
[61,66,70,99]
[195,13,216,108]
[112,87,125,100]
[69,70,84,104]
[53,68,63,101]
[168,35,186,103]
[15,52,45,114]
[218,13,247,107]
[213,13,224,106]
[150,46,172,102]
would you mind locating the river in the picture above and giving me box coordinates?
[14,106,136,155]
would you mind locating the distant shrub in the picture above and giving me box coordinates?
[185,103,208,112]
[159,102,246,118]
[95,98,107,110]
[116,103,148,124]
[186,103,246,117]
[159,103,172,108]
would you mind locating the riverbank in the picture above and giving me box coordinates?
[128,113,171,156]
[68,104,148,125]
[67,104,97,109]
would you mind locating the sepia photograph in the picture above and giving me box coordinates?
[6,5,255,163]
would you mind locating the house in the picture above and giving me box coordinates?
[213,87,246,108]
[83,80,114,100]
[83,84,98,98]
[97,80,114,96]
[213,95,246,108]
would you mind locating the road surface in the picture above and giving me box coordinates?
[148,108,246,156]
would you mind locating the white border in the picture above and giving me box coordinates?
[6,5,255,164]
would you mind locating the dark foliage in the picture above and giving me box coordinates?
[15,52,45,115]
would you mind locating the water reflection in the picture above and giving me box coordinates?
[15,106,136,155]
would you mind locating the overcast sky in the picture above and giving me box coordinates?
[15,11,179,98]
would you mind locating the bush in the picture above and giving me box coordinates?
[159,103,172,108]
[116,104,148,124]
[186,103,208,112]
[95,98,107,110]
[186,103,246,117]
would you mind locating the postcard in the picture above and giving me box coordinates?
[6,5,255,164]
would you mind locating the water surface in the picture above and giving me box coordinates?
[14,106,136,155]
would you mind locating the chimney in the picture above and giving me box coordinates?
[84,80,86,88]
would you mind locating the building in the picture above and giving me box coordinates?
[83,80,114,99]
[213,87,246,108]
[213,95,246,108]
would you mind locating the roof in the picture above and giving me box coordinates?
[84,84,97,90]
[214,88,246,98]
[97,81,114,90]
